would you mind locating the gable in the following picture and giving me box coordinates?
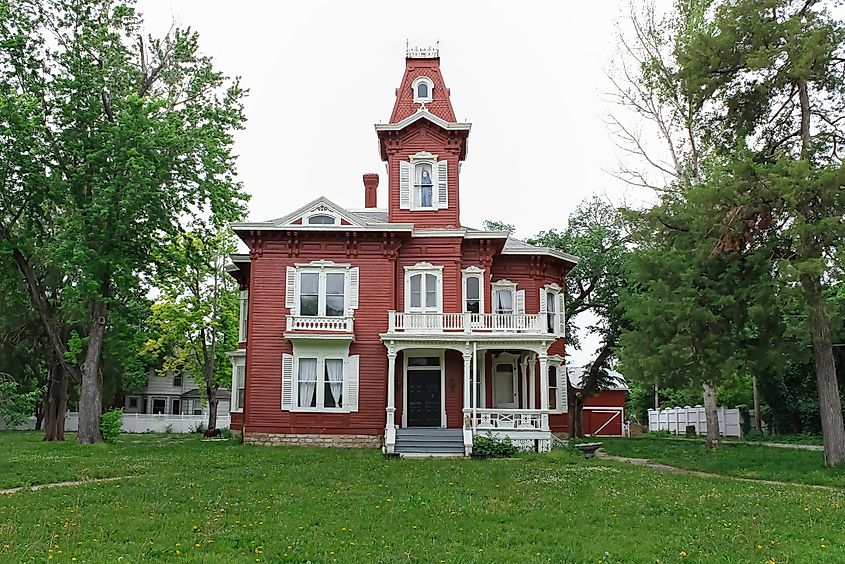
[272,197,366,228]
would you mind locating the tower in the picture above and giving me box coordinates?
[375,47,471,228]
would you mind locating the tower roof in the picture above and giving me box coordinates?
[389,54,457,124]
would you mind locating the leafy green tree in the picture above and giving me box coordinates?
[142,231,239,430]
[481,220,515,235]
[0,0,247,443]
[0,374,44,428]
[676,0,845,465]
[530,196,630,437]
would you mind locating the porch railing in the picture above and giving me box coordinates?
[286,315,354,332]
[388,311,547,334]
[473,409,549,431]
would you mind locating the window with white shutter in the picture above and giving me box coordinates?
[345,355,359,412]
[281,353,294,410]
[285,267,297,309]
[399,161,411,209]
[558,292,566,336]
[516,290,526,315]
[436,160,448,209]
[348,267,359,310]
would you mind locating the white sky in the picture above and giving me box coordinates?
[137,0,663,365]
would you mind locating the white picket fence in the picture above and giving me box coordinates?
[1,412,230,433]
[648,406,743,437]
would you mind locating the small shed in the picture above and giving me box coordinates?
[566,366,628,437]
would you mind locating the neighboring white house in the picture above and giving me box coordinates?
[125,369,230,416]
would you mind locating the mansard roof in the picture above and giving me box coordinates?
[389,56,456,123]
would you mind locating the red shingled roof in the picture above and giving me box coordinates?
[389,57,457,124]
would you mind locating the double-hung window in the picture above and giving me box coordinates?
[548,363,568,413]
[282,351,360,412]
[541,284,565,336]
[398,152,448,211]
[462,267,484,315]
[299,271,345,316]
[238,290,248,342]
[297,357,345,409]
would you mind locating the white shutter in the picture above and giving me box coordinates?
[539,288,547,314]
[345,355,359,412]
[516,289,525,314]
[281,353,294,410]
[436,160,448,209]
[399,161,411,209]
[285,267,297,309]
[558,293,566,335]
[348,267,359,310]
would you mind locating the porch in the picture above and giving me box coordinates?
[379,334,561,455]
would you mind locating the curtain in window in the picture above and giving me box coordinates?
[496,289,513,313]
[298,358,318,408]
[325,359,344,408]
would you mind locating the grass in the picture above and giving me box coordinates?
[600,436,845,488]
[0,432,842,563]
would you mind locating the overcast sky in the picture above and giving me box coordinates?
[137,0,662,364]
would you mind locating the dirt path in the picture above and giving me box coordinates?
[0,475,136,495]
[597,452,842,492]
[733,441,823,451]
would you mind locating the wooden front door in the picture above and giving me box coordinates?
[494,361,518,408]
[407,369,441,427]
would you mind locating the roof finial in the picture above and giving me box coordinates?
[406,40,440,59]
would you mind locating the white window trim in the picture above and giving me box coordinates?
[491,280,518,314]
[412,76,434,103]
[461,266,485,315]
[231,356,245,412]
[402,349,446,428]
[238,290,248,343]
[492,352,520,409]
[293,355,348,412]
[151,396,168,415]
[303,211,340,225]
[542,283,564,336]
[409,151,438,210]
[293,260,351,317]
[288,340,355,413]
[404,262,444,313]
[548,357,567,414]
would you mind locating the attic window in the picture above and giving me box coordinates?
[307,214,338,225]
[412,77,433,103]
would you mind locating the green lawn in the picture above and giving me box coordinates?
[0,432,843,563]
[600,436,845,488]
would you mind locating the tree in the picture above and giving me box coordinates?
[481,220,515,235]
[0,373,43,428]
[530,196,629,437]
[142,231,239,430]
[676,0,845,465]
[0,0,247,443]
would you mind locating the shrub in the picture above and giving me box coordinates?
[100,408,124,443]
[472,434,519,458]
[190,422,206,434]
[164,423,173,434]
[220,427,232,439]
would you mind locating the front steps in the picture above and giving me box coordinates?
[394,428,465,456]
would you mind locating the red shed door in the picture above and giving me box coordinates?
[584,408,623,437]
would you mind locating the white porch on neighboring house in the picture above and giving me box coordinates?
[380,327,563,455]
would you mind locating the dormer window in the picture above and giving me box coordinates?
[305,213,338,225]
[412,77,434,103]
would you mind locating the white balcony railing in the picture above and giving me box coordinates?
[473,409,549,431]
[388,311,549,334]
[286,315,354,332]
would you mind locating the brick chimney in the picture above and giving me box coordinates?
[363,173,379,208]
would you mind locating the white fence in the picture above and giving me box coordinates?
[648,406,742,437]
[1,413,230,433]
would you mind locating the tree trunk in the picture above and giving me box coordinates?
[702,381,720,449]
[654,384,659,409]
[43,361,68,441]
[207,390,218,431]
[35,392,45,431]
[569,393,585,439]
[801,273,845,467]
[752,374,762,434]
[77,299,107,444]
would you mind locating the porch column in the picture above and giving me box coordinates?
[385,349,397,453]
[462,350,472,423]
[539,353,549,430]
[529,353,536,410]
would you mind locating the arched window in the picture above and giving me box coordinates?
[412,77,433,103]
[307,214,337,225]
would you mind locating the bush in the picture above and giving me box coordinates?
[472,434,519,458]
[100,408,124,443]
[190,422,206,434]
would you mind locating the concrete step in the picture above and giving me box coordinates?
[396,445,465,454]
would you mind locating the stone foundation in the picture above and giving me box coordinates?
[244,432,382,448]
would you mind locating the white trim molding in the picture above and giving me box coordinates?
[412,76,434,104]
[402,349,446,428]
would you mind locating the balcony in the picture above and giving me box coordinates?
[286,314,354,333]
[387,311,551,335]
